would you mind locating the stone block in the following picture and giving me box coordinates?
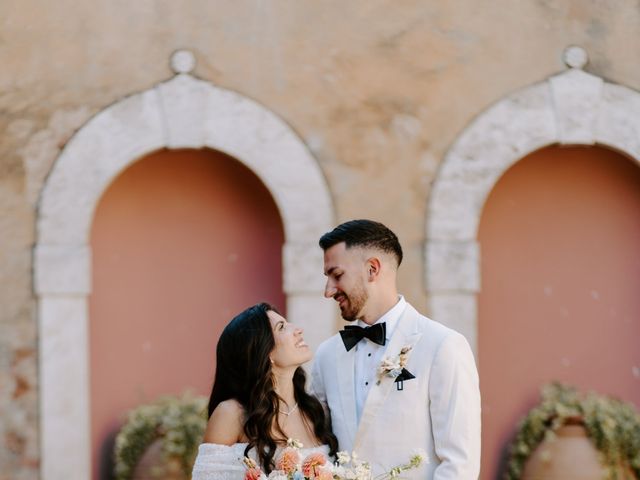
[39,296,90,480]
[595,83,640,161]
[283,242,326,294]
[156,74,210,148]
[424,240,480,292]
[550,69,603,145]
[34,244,91,295]
[428,292,478,356]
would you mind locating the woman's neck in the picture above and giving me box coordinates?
[271,367,322,449]
[272,367,296,407]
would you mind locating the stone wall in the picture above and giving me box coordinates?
[2,1,640,477]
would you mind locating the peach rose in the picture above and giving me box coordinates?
[245,467,263,480]
[302,453,327,478]
[276,447,300,474]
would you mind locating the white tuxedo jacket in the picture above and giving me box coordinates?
[311,303,481,480]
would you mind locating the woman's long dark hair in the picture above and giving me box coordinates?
[207,303,338,473]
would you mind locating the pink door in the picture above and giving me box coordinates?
[477,145,640,480]
[89,148,285,478]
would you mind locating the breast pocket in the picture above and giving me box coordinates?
[388,375,423,420]
[390,374,419,394]
[393,377,417,392]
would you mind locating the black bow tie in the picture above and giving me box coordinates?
[339,323,386,351]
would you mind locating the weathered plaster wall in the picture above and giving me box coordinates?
[2,1,640,477]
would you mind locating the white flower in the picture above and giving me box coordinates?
[344,468,357,480]
[410,448,428,465]
[379,358,400,371]
[286,438,303,449]
[336,451,351,465]
[355,462,371,480]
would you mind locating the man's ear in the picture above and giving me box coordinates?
[366,257,381,281]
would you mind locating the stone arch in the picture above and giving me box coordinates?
[425,47,640,354]
[34,52,334,479]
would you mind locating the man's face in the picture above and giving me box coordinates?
[323,242,368,321]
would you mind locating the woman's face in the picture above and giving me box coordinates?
[268,310,312,369]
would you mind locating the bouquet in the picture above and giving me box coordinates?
[243,439,426,480]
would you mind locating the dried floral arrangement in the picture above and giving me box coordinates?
[505,383,640,480]
[113,394,207,479]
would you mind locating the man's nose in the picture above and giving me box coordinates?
[324,281,336,298]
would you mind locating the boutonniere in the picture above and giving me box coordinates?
[376,345,416,390]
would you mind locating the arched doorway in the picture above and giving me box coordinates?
[35,55,335,479]
[477,145,640,479]
[425,48,640,480]
[89,148,285,477]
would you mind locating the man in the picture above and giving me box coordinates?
[311,220,481,479]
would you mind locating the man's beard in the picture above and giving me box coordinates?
[338,284,367,321]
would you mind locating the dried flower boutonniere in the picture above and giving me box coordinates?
[377,345,416,390]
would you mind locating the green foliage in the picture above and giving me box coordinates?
[113,394,208,480]
[505,383,640,480]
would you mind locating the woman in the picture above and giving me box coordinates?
[191,303,338,479]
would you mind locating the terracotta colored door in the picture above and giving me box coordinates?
[477,146,640,480]
[89,148,285,478]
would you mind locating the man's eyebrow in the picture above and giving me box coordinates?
[324,266,338,276]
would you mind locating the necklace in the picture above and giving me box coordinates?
[278,402,299,416]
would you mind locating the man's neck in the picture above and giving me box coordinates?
[360,290,399,325]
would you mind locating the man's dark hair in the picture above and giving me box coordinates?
[319,219,403,266]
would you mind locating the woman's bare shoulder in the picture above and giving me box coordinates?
[203,399,245,445]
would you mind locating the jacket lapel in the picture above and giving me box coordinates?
[335,338,358,447]
[353,305,423,451]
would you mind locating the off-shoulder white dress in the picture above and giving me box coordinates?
[191,443,331,480]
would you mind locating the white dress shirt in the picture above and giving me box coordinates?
[353,295,407,422]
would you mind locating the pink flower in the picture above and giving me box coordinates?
[245,467,263,480]
[276,448,300,474]
[302,453,327,478]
